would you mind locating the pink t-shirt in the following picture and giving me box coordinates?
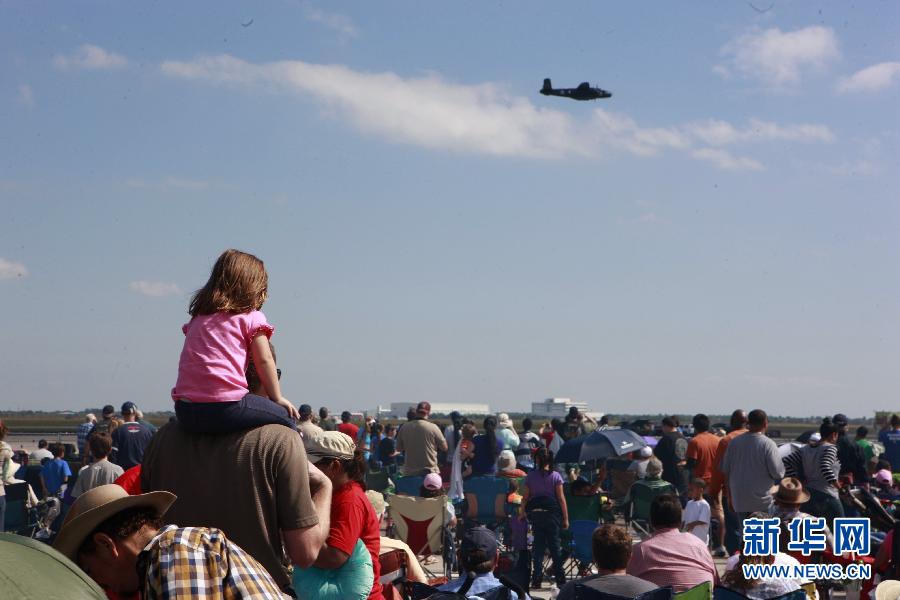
[171,310,274,404]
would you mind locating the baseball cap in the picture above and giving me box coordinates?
[299,404,312,417]
[639,446,653,458]
[306,431,356,462]
[461,526,498,557]
[423,472,443,490]
[121,401,137,415]
[833,413,849,427]
[875,469,893,486]
[102,404,115,417]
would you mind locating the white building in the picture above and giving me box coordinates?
[383,402,490,419]
[531,397,591,419]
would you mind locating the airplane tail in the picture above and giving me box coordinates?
[542,78,552,92]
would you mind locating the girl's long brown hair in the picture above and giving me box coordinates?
[189,249,268,316]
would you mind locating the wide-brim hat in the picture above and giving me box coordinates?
[876,580,900,600]
[54,484,175,562]
[772,477,811,505]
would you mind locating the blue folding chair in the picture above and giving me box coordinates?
[463,476,509,529]
[565,520,598,577]
[394,474,425,496]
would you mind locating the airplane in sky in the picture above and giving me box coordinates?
[540,78,612,101]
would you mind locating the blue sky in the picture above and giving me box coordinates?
[2,2,898,417]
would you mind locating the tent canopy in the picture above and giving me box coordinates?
[0,533,106,599]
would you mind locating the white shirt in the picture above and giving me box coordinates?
[683,498,711,545]
[29,448,53,462]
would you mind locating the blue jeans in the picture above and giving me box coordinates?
[802,488,844,528]
[175,395,295,434]
[529,509,566,586]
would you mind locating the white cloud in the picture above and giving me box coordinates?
[53,44,128,71]
[837,61,900,93]
[719,26,840,88]
[684,118,834,146]
[160,54,836,171]
[691,148,764,171]
[129,281,181,297]
[17,84,34,107]
[304,7,358,41]
[0,258,28,280]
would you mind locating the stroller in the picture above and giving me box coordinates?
[29,495,62,542]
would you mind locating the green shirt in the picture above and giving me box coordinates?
[857,439,875,461]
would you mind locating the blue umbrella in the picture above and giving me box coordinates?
[554,428,648,463]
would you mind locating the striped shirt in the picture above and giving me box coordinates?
[137,525,284,599]
[783,443,840,498]
[627,528,718,593]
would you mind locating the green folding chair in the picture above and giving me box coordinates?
[675,581,711,600]
[627,479,676,537]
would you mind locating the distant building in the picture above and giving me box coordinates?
[531,397,591,419]
[384,402,490,419]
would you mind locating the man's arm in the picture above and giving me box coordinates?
[312,546,350,569]
[282,462,332,568]
[767,440,785,481]
[719,443,731,475]
[435,425,448,452]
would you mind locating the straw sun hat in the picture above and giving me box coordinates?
[53,484,176,562]
[876,580,900,600]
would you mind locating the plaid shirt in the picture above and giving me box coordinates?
[76,421,94,452]
[137,525,284,599]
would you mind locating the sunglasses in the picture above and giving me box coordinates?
[276,368,282,380]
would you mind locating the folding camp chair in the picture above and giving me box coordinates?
[563,520,598,578]
[2,482,29,533]
[713,587,749,600]
[387,494,454,580]
[565,493,604,523]
[366,469,392,495]
[463,476,508,533]
[379,548,409,600]
[626,479,676,538]
[395,475,426,496]
[573,584,674,600]
[673,581,711,600]
[719,586,817,600]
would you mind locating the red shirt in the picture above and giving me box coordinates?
[709,429,747,496]
[115,464,142,495]
[329,480,381,600]
[686,431,720,484]
[337,422,359,440]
